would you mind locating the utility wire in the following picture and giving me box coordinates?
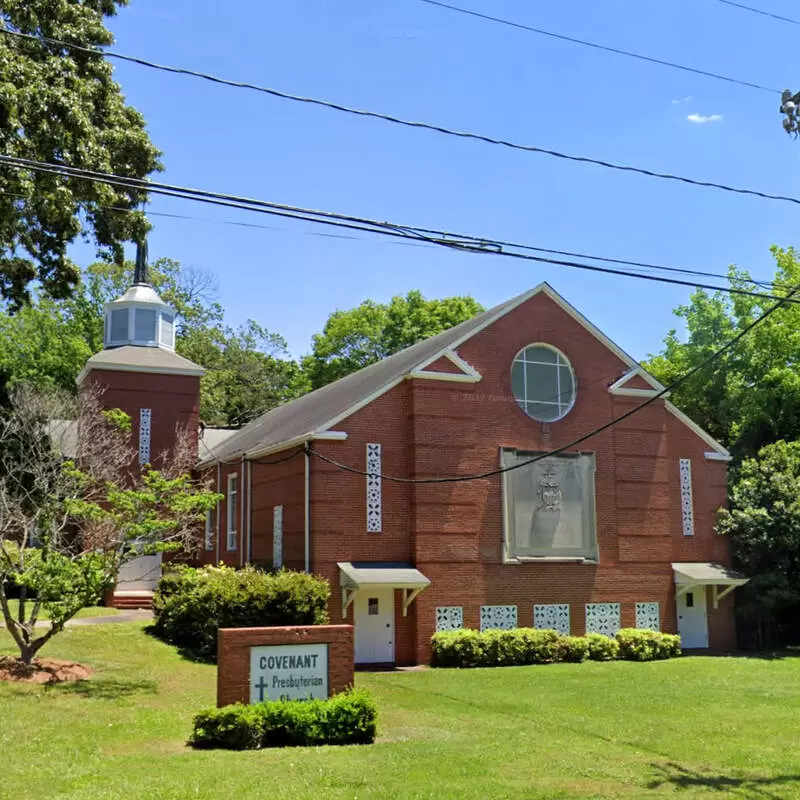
[716,0,800,25]
[2,153,799,306]
[0,29,792,204]
[419,0,777,93]
[308,281,800,484]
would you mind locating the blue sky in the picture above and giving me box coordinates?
[85,0,800,361]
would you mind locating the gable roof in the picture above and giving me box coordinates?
[199,282,723,465]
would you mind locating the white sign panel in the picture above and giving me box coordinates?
[249,643,328,703]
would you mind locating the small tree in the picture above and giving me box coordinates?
[0,387,219,666]
[716,440,800,648]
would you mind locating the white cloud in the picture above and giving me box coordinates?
[672,95,692,104]
[687,113,723,124]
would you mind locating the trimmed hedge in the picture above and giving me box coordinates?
[189,689,377,749]
[152,565,330,661]
[616,628,681,661]
[431,627,681,668]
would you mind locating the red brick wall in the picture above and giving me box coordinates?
[85,369,200,468]
[305,291,733,663]
[217,625,354,706]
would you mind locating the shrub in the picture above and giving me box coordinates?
[189,689,377,750]
[554,636,589,663]
[615,629,682,661]
[152,565,330,661]
[585,633,619,661]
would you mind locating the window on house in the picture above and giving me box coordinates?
[204,509,214,551]
[134,308,157,342]
[511,344,576,422]
[502,449,598,561]
[368,598,379,616]
[226,475,238,551]
[161,313,175,349]
[109,308,128,343]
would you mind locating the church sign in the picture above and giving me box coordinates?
[249,643,329,702]
[216,624,353,708]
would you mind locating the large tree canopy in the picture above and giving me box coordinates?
[302,290,484,389]
[0,0,161,306]
[644,246,800,460]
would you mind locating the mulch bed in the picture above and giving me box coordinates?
[0,656,93,684]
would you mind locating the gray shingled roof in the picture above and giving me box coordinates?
[77,345,204,383]
[199,289,526,465]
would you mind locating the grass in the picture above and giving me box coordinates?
[5,600,119,621]
[2,624,800,799]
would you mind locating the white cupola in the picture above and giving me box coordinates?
[102,237,176,351]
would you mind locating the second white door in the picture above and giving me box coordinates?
[354,587,395,664]
[677,587,709,649]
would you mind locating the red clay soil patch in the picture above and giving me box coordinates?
[0,656,93,684]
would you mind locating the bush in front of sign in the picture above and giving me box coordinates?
[615,629,682,661]
[189,689,378,750]
[553,636,589,663]
[151,565,330,661]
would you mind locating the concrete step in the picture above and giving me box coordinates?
[110,591,154,610]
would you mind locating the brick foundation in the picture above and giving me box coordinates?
[217,625,354,707]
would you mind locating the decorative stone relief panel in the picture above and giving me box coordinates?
[533,604,571,635]
[680,458,694,537]
[138,408,152,466]
[435,606,464,632]
[366,443,382,533]
[635,602,660,631]
[273,505,283,569]
[480,605,517,631]
[585,603,621,637]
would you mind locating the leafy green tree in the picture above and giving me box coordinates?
[0,388,219,666]
[717,440,800,647]
[644,247,800,458]
[0,259,305,425]
[303,290,484,389]
[0,0,161,306]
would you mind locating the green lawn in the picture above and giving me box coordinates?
[5,600,119,621]
[2,624,800,799]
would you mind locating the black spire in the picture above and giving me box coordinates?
[134,236,149,285]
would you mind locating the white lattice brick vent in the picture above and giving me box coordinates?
[533,604,571,635]
[585,603,621,637]
[366,443,382,533]
[680,458,694,536]
[635,602,660,631]
[480,605,517,631]
[435,607,464,632]
[138,408,152,466]
[273,505,283,569]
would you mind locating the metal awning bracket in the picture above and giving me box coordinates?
[401,587,423,617]
[342,586,357,619]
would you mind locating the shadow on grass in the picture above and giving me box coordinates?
[691,649,800,661]
[142,624,214,665]
[648,762,800,798]
[47,677,159,700]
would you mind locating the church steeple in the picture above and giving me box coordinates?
[102,236,175,351]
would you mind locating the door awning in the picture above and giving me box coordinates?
[672,562,749,608]
[337,562,430,618]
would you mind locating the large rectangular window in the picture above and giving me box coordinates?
[226,474,238,551]
[502,450,598,561]
[204,508,214,551]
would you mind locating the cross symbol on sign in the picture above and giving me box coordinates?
[253,676,268,702]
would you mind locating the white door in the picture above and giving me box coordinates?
[677,587,708,649]
[354,587,395,664]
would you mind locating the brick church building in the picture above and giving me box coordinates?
[83,275,748,663]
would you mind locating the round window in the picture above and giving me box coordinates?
[510,344,576,422]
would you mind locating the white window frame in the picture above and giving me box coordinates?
[511,343,577,422]
[226,474,238,551]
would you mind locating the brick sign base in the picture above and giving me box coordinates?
[217,625,354,707]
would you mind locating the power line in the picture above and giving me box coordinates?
[716,0,800,25]
[308,280,800,484]
[3,153,799,306]
[0,29,792,204]
[419,0,777,93]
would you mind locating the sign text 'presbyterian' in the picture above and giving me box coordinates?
[249,643,329,703]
